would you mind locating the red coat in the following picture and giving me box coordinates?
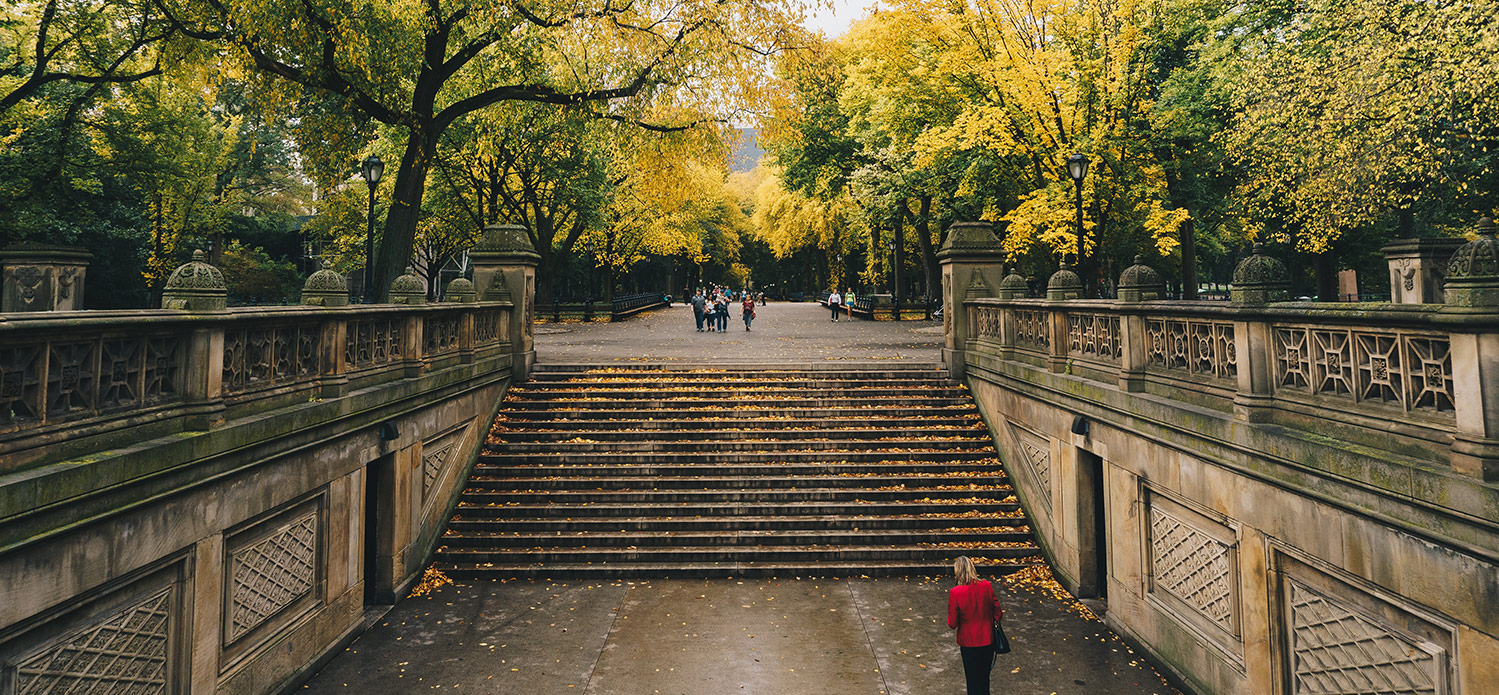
[947,580,1003,648]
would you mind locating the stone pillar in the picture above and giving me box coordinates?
[470,224,540,380]
[1441,218,1499,480]
[936,222,1007,378]
[0,244,91,312]
[1381,237,1464,304]
[1228,245,1289,423]
[162,250,229,429]
[1116,257,1163,392]
[1045,264,1082,374]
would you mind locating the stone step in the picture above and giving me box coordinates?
[529,364,946,376]
[435,545,1041,565]
[488,417,984,431]
[505,387,969,400]
[453,501,1023,518]
[446,515,1031,533]
[522,377,961,389]
[481,438,994,455]
[472,461,1006,478]
[488,428,987,442]
[439,529,1035,548]
[458,489,1015,507]
[496,396,976,410]
[477,450,996,465]
[465,475,1010,491]
[494,407,978,420]
[437,559,1038,579]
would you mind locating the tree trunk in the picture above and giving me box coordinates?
[373,129,436,302]
[1315,251,1337,302]
[914,195,937,317]
[1180,218,1197,300]
[892,203,905,310]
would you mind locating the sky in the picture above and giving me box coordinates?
[802,0,879,39]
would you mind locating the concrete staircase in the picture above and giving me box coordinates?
[434,364,1042,578]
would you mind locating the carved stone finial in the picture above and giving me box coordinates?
[161,249,228,311]
[444,276,477,303]
[1444,216,1499,306]
[1118,255,1165,303]
[301,260,350,307]
[1046,262,1082,301]
[1230,243,1290,305]
[388,266,427,305]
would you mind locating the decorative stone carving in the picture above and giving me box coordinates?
[228,511,318,642]
[301,260,350,307]
[1443,216,1499,307]
[14,587,173,694]
[996,270,1029,300]
[423,444,452,500]
[1230,243,1291,305]
[223,325,320,393]
[1147,319,1237,380]
[444,277,477,303]
[1381,237,1464,304]
[1014,427,1051,505]
[1046,263,1082,301]
[423,314,460,356]
[1150,507,1234,633]
[1013,309,1050,352]
[0,345,43,426]
[0,244,91,312]
[964,271,992,300]
[388,267,427,305]
[1066,314,1121,362]
[1271,325,1454,415]
[161,250,228,311]
[1287,579,1443,695]
[973,306,1001,340]
[482,270,513,303]
[1118,256,1165,302]
[937,221,1005,257]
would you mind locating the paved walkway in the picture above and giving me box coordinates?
[534,301,942,364]
[302,569,1180,695]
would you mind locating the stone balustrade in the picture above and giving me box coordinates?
[960,297,1487,470]
[0,301,518,474]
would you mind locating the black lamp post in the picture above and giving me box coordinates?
[359,154,385,303]
[1067,153,1091,272]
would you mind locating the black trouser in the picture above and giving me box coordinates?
[960,645,991,695]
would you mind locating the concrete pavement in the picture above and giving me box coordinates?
[534,301,942,364]
[300,569,1180,694]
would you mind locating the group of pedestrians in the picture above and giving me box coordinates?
[689,287,760,332]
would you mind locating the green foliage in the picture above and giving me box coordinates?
[218,239,303,305]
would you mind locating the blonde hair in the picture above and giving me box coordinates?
[954,556,979,585]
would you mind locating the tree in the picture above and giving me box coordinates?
[163,0,802,300]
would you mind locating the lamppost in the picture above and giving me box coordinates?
[359,154,384,303]
[1066,153,1090,291]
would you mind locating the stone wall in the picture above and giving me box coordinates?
[0,299,527,694]
[941,226,1499,695]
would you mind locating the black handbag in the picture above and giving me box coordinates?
[991,620,1011,655]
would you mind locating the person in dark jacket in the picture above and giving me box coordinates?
[690,290,707,331]
[948,556,1003,695]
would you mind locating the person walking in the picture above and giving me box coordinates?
[741,294,756,331]
[948,556,1003,695]
[691,290,707,332]
[713,293,729,332]
[827,289,843,322]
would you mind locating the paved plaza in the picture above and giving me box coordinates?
[301,570,1180,695]
[534,301,942,364]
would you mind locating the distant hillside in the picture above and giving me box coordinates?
[730,128,765,172]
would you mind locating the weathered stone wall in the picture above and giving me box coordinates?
[939,229,1499,694]
[0,300,525,694]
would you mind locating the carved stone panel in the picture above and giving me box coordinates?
[12,587,174,695]
[227,509,319,643]
[1287,579,1444,695]
[1150,506,1235,633]
[421,426,470,506]
[1012,426,1052,510]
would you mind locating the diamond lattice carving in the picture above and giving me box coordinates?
[15,587,172,695]
[1150,507,1234,632]
[1288,580,1440,695]
[229,512,318,642]
[423,444,452,499]
[1015,429,1051,502]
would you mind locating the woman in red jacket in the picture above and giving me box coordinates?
[947,556,1003,695]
